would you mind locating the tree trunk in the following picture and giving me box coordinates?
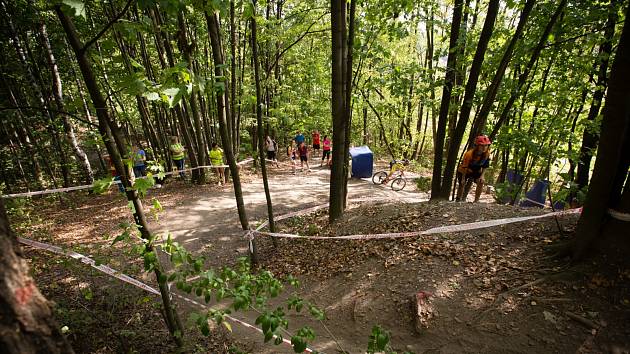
[430,0,464,200]
[575,5,617,189]
[572,3,630,259]
[438,0,500,199]
[488,0,567,141]
[251,2,276,237]
[206,12,252,234]
[55,6,183,345]
[39,20,94,185]
[0,199,75,353]
[468,0,536,142]
[329,0,348,222]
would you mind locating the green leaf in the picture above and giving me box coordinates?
[143,91,161,101]
[92,177,114,194]
[291,336,306,353]
[62,0,86,18]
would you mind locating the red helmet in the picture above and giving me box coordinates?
[475,135,492,146]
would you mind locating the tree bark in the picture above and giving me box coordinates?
[488,0,567,141]
[55,6,183,345]
[206,12,252,234]
[251,1,276,237]
[329,0,348,222]
[0,199,75,354]
[468,0,536,143]
[39,20,94,185]
[575,5,617,189]
[572,3,630,259]
[430,0,464,200]
[438,0,500,199]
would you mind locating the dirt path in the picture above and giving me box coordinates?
[151,165,429,352]
[152,165,425,266]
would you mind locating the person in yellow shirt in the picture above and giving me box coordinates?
[208,142,226,185]
[169,136,186,178]
[456,135,491,202]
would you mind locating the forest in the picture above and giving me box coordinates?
[1,0,629,352]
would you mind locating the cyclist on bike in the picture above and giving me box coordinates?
[456,135,491,202]
[382,159,409,184]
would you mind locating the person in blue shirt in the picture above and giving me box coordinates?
[294,131,305,145]
[132,146,146,177]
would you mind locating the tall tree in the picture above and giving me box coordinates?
[575,3,618,189]
[250,0,276,235]
[430,0,464,200]
[571,2,630,259]
[467,0,536,142]
[438,0,501,199]
[329,0,356,222]
[55,4,183,345]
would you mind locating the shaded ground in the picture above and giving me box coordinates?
[10,160,630,353]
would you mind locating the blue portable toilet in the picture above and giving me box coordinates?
[349,146,373,178]
[520,179,550,208]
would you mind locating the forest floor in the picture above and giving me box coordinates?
[11,157,630,353]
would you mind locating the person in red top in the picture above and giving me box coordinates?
[104,154,126,193]
[456,135,491,202]
[298,142,310,172]
[320,135,331,167]
[312,130,321,157]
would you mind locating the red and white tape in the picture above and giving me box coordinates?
[2,158,255,199]
[251,206,582,241]
[17,236,313,353]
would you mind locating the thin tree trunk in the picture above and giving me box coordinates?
[430,0,464,200]
[55,6,183,346]
[468,0,536,142]
[488,0,567,140]
[39,21,94,185]
[251,4,276,238]
[439,0,500,199]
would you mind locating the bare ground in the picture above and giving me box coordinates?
[11,160,630,353]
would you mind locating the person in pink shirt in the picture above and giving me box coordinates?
[320,136,331,167]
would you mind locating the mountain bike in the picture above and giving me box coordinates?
[372,168,407,191]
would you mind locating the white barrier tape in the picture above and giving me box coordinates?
[608,208,630,222]
[17,236,313,353]
[17,237,160,295]
[2,158,255,199]
[252,208,582,241]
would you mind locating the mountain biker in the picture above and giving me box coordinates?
[382,159,409,184]
[456,135,491,202]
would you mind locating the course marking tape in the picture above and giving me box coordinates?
[2,158,255,199]
[17,236,314,353]
[251,207,582,240]
[608,208,630,222]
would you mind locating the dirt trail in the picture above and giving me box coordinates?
[151,165,429,353]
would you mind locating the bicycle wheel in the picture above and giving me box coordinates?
[372,171,388,184]
[391,177,406,191]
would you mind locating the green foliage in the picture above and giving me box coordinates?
[414,176,431,192]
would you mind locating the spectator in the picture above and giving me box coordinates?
[169,136,186,179]
[132,146,146,177]
[209,142,226,185]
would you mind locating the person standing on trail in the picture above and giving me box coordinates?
[312,130,321,157]
[456,135,491,202]
[287,140,297,175]
[294,131,305,145]
[209,142,226,185]
[132,146,146,177]
[298,141,310,172]
[265,136,279,167]
[320,135,331,167]
[169,136,186,179]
